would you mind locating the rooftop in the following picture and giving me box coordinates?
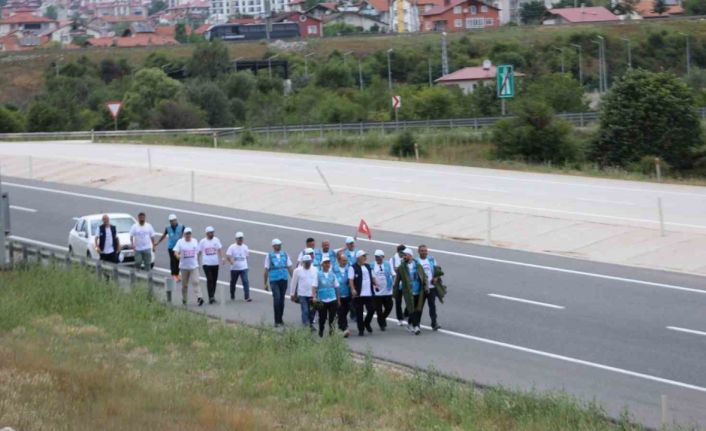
[545,6,619,23]
[0,11,56,24]
[435,65,525,82]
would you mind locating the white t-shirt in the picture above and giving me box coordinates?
[418,257,433,288]
[226,243,249,270]
[348,265,372,297]
[373,262,393,296]
[129,223,156,251]
[95,225,114,254]
[199,237,222,266]
[389,254,403,271]
[173,238,199,270]
[290,265,317,297]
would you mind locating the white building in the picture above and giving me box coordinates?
[209,0,231,17]
[494,0,553,24]
[230,0,292,17]
[389,0,419,32]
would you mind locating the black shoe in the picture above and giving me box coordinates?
[379,325,386,332]
[182,299,187,306]
[197,297,204,306]
[318,329,324,338]
[209,298,216,304]
[432,323,440,331]
[358,331,365,336]
[365,323,373,334]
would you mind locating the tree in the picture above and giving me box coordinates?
[652,0,668,14]
[44,5,58,20]
[221,71,256,100]
[552,0,593,7]
[520,1,546,24]
[148,0,167,15]
[185,80,233,127]
[523,73,588,113]
[314,61,354,89]
[323,23,358,37]
[611,0,638,15]
[123,68,183,126]
[683,0,706,15]
[187,41,230,79]
[592,69,702,170]
[26,101,69,132]
[492,100,578,163]
[175,23,188,44]
[149,100,207,129]
[0,106,24,132]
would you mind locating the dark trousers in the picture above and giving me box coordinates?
[168,249,179,276]
[230,269,250,300]
[271,279,288,325]
[375,295,393,329]
[353,296,375,335]
[427,288,438,327]
[318,301,338,336]
[202,265,219,300]
[99,252,117,263]
[394,289,409,321]
[409,294,426,327]
[337,296,352,332]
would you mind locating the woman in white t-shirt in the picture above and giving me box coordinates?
[199,226,223,305]
[173,227,203,306]
[226,231,251,302]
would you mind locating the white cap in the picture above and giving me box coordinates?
[205,226,215,233]
[321,256,331,263]
[374,249,385,257]
[304,247,314,254]
[184,227,193,234]
[355,250,367,258]
[301,254,312,262]
[345,237,355,244]
[272,238,282,246]
[403,248,414,256]
[235,231,244,239]
[168,214,177,221]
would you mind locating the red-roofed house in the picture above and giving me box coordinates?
[435,63,524,94]
[420,0,499,32]
[307,2,338,19]
[634,0,683,18]
[543,6,619,24]
[0,11,56,36]
[0,29,51,51]
[273,11,321,38]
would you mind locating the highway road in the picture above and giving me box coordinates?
[3,177,706,429]
[2,142,706,233]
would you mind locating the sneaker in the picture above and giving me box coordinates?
[230,295,235,301]
[379,325,386,332]
[245,298,252,302]
[197,297,204,306]
[365,323,373,334]
[398,320,407,326]
[358,331,365,337]
[182,299,187,306]
[209,298,216,305]
[432,323,441,331]
[318,329,324,338]
[406,324,414,333]
[343,330,350,338]
[414,326,421,335]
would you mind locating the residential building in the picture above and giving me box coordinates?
[435,62,524,94]
[230,0,293,17]
[420,0,499,32]
[88,14,147,34]
[0,30,52,50]
[306,2,338,19]
[389,0,420,32]
[41,20,102,43]
[209,0,231,18]
[543,6,619,24]
[1,0,42,17]
[0,11,57,36]
[273,11,321,38]
[323,10,388,31]
[81,0,148,16]
[363,0,389,23]
[634,0,683,18]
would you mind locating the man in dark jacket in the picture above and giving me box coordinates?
[348,250,377,336]
[94,214,119,263]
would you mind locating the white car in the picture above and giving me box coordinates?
[68,213,154,265]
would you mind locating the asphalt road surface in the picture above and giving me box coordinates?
[3,177,706,429]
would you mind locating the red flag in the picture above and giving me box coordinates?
[357,219,372,240]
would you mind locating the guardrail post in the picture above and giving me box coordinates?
[657,197,666,237]
[21,244,28,264]
[147,271,154,300]
[213,132,218,149]
[91,129,95,143]
[129,268,136,287]
[28,156,33,179]
[283,124,288,143]
[8,241,14,267]
[580,112,585,128]
[112,264,119,281]
[339,122,343,136]
[359,121,363,136]
[319,124,324,140]
[474,118,478,131]
[414,143,420,162]
[64,252,71,269]
[266,126,271,143]
[96,259,102,281]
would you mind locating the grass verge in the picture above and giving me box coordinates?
[0,264,652,430]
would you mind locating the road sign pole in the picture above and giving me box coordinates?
[501,99,506,116]
[0,166,7,269]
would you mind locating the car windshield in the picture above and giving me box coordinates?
[89,217,135,235]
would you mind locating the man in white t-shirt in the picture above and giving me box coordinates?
[372,249,395,331]
[226,231,251,302]
[290,254,317,329]
[129,212,155,271]
[417,244,440,331]
[348,250,377,337]
[173,227,203,306]
[199,226,223,305]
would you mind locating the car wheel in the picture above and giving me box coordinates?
[68,245,73,256]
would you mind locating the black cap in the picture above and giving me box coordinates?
[396,244,405,252]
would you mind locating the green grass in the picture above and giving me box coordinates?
[0,264,653,430]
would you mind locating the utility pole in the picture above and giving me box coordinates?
[570,43,583,87]
[342,50,353,66]
[387,48,393,91]
[358,58,364,91]
[554,47,565,73]
[621,37,632,69]
[594,36,608,93]
[0,166,6,269]
[441,31,449,76]
[428,58,432,87]
[304,53,314,79]
[680,32,691,76]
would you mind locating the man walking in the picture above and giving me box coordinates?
[298,238,322,268]
[94,214,119,263]
[312,256,340,337]
[334,252,352,337]
[392,248,427,335]
[372,249,394,331]
[264,239,293,327]
[290,254,317,329]
[390,244,407,326]
[226,231,251,302]
[155,214,184,281]
[342,237,357,266]
[348,250,376,336]
[417,245,440,331]
[321,240,337,268]
[173,227,204,306]
[199,226,223,305]
[129,212,156,271]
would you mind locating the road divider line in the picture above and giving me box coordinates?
[488,293,565,310]
[8,234,706,395]
[5,181,706,296]
[10,205,37,213]
[667,326,706,337]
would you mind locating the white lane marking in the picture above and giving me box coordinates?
[10,205,37,213]
[5,182,706,296]
[667,326,706,337]
[10,235,706,395]
[576,198,639,207]
[488,293,565,310]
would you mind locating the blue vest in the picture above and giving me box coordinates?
[343,248,357,266]
[380,261,393,289]
[268,252,289,282]
[334,264,350,297]
[317,270,338,302]
[313,248,323,267]
[407,262,422,295]
[165,224,184,250]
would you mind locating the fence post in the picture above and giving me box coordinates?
[190,171,195,202]
[96,259,102,281]
[21,244,28,264]
[147,148,152,173]
[655,157,662,182]
[129,268,136,287]
[213,132,218,149]
[91,129,95,143]
[661,395,669,427]
[657,197,666,237]
[486,207,493,245]
[147,271,154,300]
[28,156,33,179]
[8,241,14,267]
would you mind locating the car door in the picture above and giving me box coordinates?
[69,218,82,255]
[75,218,88,256]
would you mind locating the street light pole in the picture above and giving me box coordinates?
[387,48,393,91]
[570,43,583,87]
[554,47,564,73]
[342,50,353,66]
[680,32,691,76]
[621,37,631,69]
[304,53,314,79]
[592,40,603,93]
[428,58,432,87]
[441,31,449,76]
[358,58,364,91]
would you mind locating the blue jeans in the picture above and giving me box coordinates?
[230,269,250,300]
[298,296,313,327]
[270,279,288,325]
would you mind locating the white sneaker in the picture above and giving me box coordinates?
[398,320,407,326]
[414,326,421,335]
[406,324,414,333]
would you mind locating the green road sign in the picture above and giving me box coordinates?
[497,64,515,99]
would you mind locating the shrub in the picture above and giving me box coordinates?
[390,131,417,158]
[0,106,24,133]
[149,100,207,129]
[238,129,257,146]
